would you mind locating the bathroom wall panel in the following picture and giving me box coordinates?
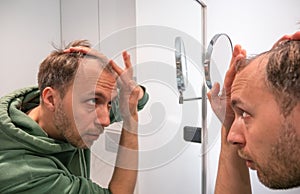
[60,0,99,47]
[0,0,61,96]
[135,0,206,194]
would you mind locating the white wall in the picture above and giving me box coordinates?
[206,0,300,194]
[206,0,300,54]
[0,0,61,97]
[60,0,99,46]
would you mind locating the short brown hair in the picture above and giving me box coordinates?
[235,40,300,117]
[38,40,111,98]
[266,40,300,116]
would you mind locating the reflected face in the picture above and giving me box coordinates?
[54,58,117,148]
[229,55,300,189]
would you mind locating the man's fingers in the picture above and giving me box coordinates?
[109,58,134,89]
[291,31,300,40]
[233,45,242,57]
[271,31,300,50]
[232,54,246,67]
[229,45,243,68]
[207,82,220,103]
[110,51,133,75]
[122,51,132,69]
[109,60,123,76]
[272,35,291,49]
[241,48,247,57]
[211,82,220,97]
[64,46,109,62]
[122,51,133,78]
[65,46,88,54]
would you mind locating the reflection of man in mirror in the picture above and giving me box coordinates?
[208,31,300,193]
[0,40,149,193]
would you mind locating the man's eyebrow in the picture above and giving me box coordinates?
[92,91,118,101]
[94,92,106,98]
[86,91,106,99]
[231,98,243,108]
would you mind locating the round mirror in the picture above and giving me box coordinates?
[204,33,233,89]
[175,36,188,93]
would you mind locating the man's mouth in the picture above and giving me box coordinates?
[238,150,256,170]
[85,129,103,141]
[86,133,100,141]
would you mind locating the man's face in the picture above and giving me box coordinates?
[54,58,117,148]
[230,55,300,189]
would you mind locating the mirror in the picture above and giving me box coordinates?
[175,33,233,104]
[204,33,233,89]
[175,36,188,95]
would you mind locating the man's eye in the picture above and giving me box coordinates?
[87,99,97,105]
[242,111,250,118]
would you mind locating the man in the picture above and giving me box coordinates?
[0,40,149,194]
[208,31,300,194]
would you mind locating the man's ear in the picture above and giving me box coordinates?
[41,87,60,112]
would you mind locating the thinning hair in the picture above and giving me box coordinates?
[266,40,300,116]
[38,40,112,99]
[235,40,300,117]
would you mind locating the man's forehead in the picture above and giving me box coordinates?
[236,54,268,80]
[231,55,269,97]
[72,79,117,100]
[77,57,116,78]
[78,57,106,72]
[92,86,118,97]
[74,67,117,93]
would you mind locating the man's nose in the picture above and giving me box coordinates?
[95,106,111,128]
[227,118,246,147]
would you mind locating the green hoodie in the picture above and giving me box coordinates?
[0,86,149,194]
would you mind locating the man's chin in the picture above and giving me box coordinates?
[81,140,94,149]
[257,171,299,190]
[71,139,93,149]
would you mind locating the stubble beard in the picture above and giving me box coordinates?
[54,102,87,148]
[256,122,300,189]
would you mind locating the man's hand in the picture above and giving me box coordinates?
[207,45,246,131]
[109,52,141,131]
[108,51,140,194]
[271,31,300,49]
[210,45,251,194]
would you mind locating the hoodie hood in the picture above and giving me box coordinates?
[0,87,114,193]
[0,86,75,154]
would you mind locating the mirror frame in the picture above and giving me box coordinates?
[203,33,233,89]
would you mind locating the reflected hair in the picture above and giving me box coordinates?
[38,40,111,99]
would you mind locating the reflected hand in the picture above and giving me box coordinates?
[64,46,109,63]
[109,51,141,131]
[207,45,246,131]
